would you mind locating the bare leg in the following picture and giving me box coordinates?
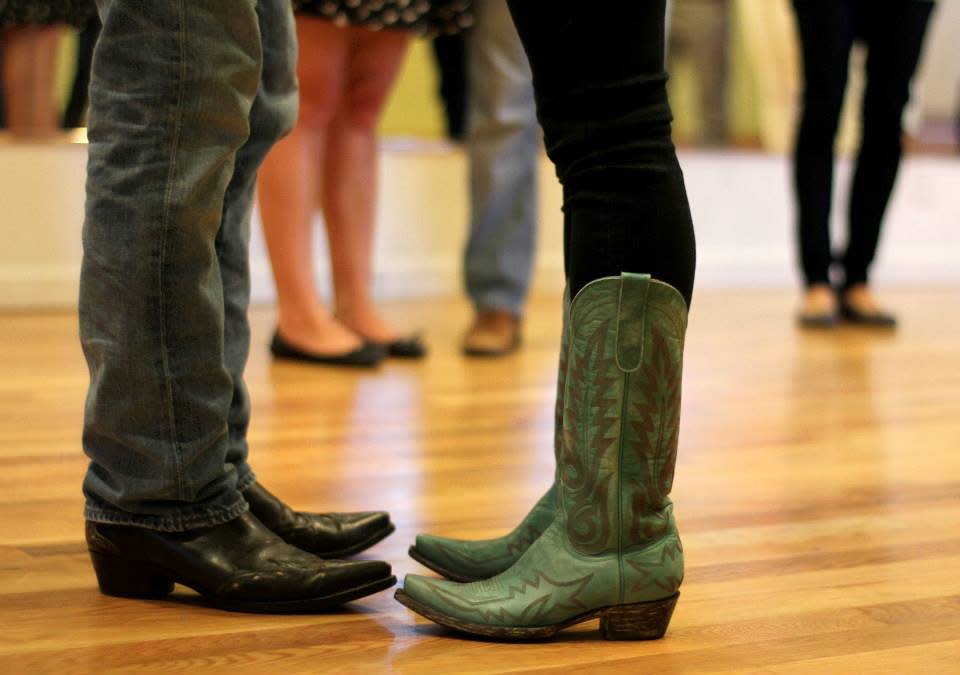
[324,27,410,343]
[257,17,361,355]
[2,25,61,136]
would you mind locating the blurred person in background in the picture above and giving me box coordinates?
[460,0,538,357]
[1,3,95,135]
[258,1,473,368]
[62,12,99,128]
[431,30,468,142]
[666,0,730,146]
[793,0,936,328]
[955,78,959,151]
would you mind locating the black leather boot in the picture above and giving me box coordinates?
[86,512,395,613]
[242,482,395,558]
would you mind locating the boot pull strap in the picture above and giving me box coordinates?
[616,272,650,373]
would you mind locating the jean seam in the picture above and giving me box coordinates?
[158,0,189,502]
[235,462,257,492]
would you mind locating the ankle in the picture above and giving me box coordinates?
[335,303,400,342]
[277,305,335,336]
[802,284,837,313]
[843,284,882,310]
[334,301,377,326]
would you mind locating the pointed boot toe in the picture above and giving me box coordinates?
[408,534,480,583]
[320,510,397,557]
[323,558,395,590]
[395,574,482,633]
[409,485,556,583]
[243,482,395,558]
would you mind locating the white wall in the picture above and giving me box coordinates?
[918,0,960,119]
[0,139,88,309]
[1,140,958,310]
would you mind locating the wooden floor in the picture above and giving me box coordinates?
[1,289,959,674]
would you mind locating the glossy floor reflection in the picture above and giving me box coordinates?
[1,289,959,673]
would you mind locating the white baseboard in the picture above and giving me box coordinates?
[2,141,958,310]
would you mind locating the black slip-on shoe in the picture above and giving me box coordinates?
[375,334,427,359]
[797,311,839,329]
[839,303,897,328]
[270,331,386,367]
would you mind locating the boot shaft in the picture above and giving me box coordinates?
[552,287,571,481]
[559,274,688,557]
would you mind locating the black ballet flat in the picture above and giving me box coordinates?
[270,332,386,367]
[839,303,897,329]
[374,334,427,359]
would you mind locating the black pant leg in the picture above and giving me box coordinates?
[64,16,102,128]
[431,33,468,142]
[0,35,6,129]
[791,0,857,287]
[843,1,934,287]
[505,0,696,307]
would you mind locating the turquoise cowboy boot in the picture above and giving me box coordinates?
[407,291,570,582]
[397,273,687,640]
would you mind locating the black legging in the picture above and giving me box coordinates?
[63,15,101,129]
[506,0,696,308]
[792,0,934,288]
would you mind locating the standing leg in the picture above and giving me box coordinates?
[690,0,730,146]
[667,0,730,146]
[461,0,539,356]
[81,0,262,528]
[790,0,857,322]
[841,1,934,305]
[257,17,369,359]
[1,25,61,135]
[219,0,300,489]
[324,27,412,345]
[0,37,5,128]
[81,0,394,609]
[225,6,397,555]
[63,15,101,128]
[506,0,696,305]
[431,32,468,142]
[398,0,695,640]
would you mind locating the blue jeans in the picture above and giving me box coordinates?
[79,0,298,531]
[463,0,540,317]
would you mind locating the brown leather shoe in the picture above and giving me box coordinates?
[462,310,522,357]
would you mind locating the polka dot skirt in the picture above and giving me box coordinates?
[295,0,473,36]
[0,0,96,27]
